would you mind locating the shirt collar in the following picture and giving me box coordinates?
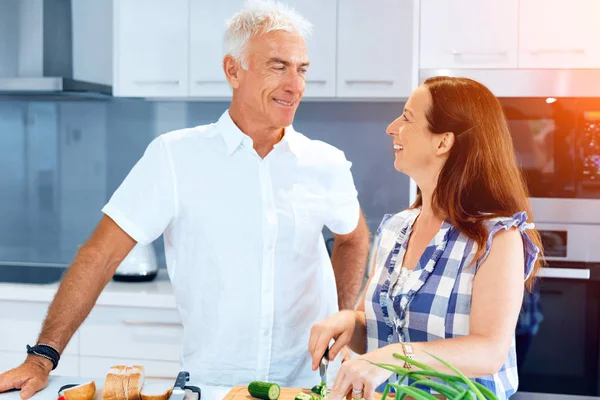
[217,110,304,157]
[217,110,246,155]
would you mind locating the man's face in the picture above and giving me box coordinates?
[235,30,309,129]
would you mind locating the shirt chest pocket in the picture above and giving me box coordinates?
[291,191,327,257]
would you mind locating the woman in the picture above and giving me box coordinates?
[308,76,544,400]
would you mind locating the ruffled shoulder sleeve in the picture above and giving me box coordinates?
[370,209,420,270]
[476,211,540,280]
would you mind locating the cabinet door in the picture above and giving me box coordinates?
[420,0,519,69]
[0,301,79,356]
[519,0,600,68]
[285,0,336,98]
[337,0,414,98]
[0,352,79,377]
[79,305,182,362]
[80,356,180,379]
[189,0,245,98]
[114,0,189,97]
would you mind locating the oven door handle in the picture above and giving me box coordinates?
[538,267,591,280]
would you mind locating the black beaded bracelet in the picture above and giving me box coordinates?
[26,344,60,370]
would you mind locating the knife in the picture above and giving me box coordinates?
[319,346,330,386]
[169,371,189,400]
[169,371,202,400]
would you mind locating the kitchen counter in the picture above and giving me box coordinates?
[0,376,598,400]
[0,375,232,400]
[0,269,176,309]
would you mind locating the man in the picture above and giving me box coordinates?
[0,1,370,397]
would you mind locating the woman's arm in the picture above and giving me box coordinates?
[376,227,525,377]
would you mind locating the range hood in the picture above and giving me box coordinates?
[419,68,600,98]
[0,0,111,97]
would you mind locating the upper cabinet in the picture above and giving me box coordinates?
[518,0,600,69]
[337,0,415,98]
[113,0,190,97]
[286,0,337,98]
[420,0,519,69]
[189,0,244,98]
[73,0,415,99]
[188,0,337,99]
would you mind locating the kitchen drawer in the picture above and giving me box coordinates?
[80,305,182,362]
[0,351,78,377]
[80,356,180,380]
[0,301,79,355]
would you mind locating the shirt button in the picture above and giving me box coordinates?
[263,330,270,336]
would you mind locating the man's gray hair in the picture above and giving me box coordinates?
[224,0,313,69]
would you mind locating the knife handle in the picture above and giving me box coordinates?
[323,346,330,361]
[174,371,190,389]
[185,385,201,399]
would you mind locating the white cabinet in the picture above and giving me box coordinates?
[113,0,190,97]
[0,301,79,357]
[189,0,244,98]
[420,0,519,69]
[79,305,182,363]
[0,300,79,376]
[286,0,337,98]
[0,299,181,378]
[337,0,414,98]
[189,0,336,99]
[80,357,180,380]
[74,0,420,99]
[0,352,79,377]
[518,0,600,69]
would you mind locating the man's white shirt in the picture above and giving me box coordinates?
[102,110,360,387]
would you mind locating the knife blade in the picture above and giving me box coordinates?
[319,346,330,386]
[169,371,190,400]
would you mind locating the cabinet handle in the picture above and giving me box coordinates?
[133,80,180,85]
[122,320,183,327]
[306,80,327,85]
[452,49,508,56]
[194,80,227,84]
[345,80,394,85]
[538,267,590,280]
[528,48,585,55]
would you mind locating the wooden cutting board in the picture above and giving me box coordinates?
[223,386,384,399]
[223,386,313,399]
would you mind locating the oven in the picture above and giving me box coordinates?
[500,97,600,396]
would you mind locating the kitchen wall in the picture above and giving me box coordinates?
[0,98,410,267]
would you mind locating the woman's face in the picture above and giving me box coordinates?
[386,86,443,179]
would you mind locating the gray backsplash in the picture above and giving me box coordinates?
[0,98,410,267]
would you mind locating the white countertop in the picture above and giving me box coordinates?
[0,376,598,400]
[0,375,232,400]
[0,269,177,309]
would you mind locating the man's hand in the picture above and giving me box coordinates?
[0,356,53,399]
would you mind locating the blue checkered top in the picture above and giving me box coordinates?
[364,208,540,399]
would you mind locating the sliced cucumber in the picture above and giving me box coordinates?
[248,381,281,400]
[294,393,317,400]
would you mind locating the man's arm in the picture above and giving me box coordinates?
[0,215,136,399]
[330,210,370,310]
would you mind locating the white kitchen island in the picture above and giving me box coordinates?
[0,270,183,381]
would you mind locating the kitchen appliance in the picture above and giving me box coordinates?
[499,97,600,225]
[113,243,159,282]
[496,97,600,396]
[0,0,111,97]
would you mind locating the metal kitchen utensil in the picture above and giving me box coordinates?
[319,346,330,386]
[169,371,201,400]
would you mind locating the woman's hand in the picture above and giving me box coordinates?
[308,310,358,371]
[327,347,395,400]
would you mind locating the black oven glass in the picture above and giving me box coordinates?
[500,98,600,199]
[539,230,567,258]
